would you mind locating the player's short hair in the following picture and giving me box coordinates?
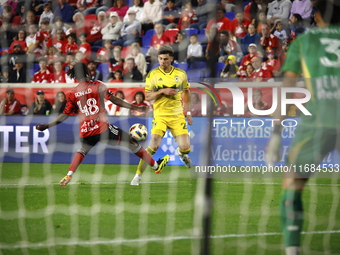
[158,45,174,57]
[190,34,198,38]
[67,62,89,80]
[315,0,340,25]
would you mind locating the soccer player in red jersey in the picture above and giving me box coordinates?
[36,62,170,186]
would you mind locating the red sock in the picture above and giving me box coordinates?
[69,152,85,173]
[135,147,155,167]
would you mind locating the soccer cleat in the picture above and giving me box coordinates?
[130,174,142,186]
[177,148,192,168]
[60,175,72,186]
[154,155,170,174]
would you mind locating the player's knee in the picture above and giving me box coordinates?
[179,145,190,152]
[149,136,161,151]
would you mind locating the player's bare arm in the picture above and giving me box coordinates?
[36,113,69,131]
[183,90,193,125]
[109,95,148,112]
[145,88,178,101]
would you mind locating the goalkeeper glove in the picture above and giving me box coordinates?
[265,133,281,166]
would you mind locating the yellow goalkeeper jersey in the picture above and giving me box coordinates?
[145,66,189,117]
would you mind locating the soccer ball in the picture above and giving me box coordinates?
[129,123,148,142]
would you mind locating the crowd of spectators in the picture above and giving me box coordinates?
[0,0,315,116]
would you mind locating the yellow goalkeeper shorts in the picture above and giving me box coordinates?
[151,114,189,138]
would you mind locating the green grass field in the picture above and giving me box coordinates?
[0,162,340,255]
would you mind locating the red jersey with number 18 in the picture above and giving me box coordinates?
[63,80,114,137]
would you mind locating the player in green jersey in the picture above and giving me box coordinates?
[266,0,340,254]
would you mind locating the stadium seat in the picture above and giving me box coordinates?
[187,68,206,81]
[27,69,34,77]
[225,12,235,20]
[33,63,40,73]
[91,46,101,52]
[216,62,225,76]
[141,46,149,55]
[97,63,109,82]
[202,44,207,55]
[184,28,199,37]
[142,29,155,47]
[173,62,188,71]
[198,29,208,43]
[164,29,179,44]
[191,61,207,69]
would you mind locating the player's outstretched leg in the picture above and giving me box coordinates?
[177,147,192,168]
[154,155,170,174]
[60,150,86,186]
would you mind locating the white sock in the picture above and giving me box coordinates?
[285,246,300,255]
[135,173,142,178]
[67,171,74,176]
[152,162,158,170]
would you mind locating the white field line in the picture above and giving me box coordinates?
[0,230,340,249]
[0,181,340,187]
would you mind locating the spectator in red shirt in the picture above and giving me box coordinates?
[50,60,66,83]
[8,29,27,54]
[86,11,108,45]
[0,88,22,115]
[244,88,269,117]
[32,57,52,83]
[47,28,68,55]
[239,63,255,82]
[65,33,79,54]
[26,23,48,58]
[78,32,92,59]
[76,0,98,13]
[250,56,274,82]
[146,23,170,65]
[205,8,230,38]
[229,9,251,44]
[176,0,196,31]
[190,92,202,116]
[96,40,112,63]
[130,91,151,116]
[237,43,258,76]
[259,24,280,58]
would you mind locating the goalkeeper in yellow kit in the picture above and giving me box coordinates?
[130,45,192,185]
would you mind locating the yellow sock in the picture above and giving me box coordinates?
[178,148,191,155]
[136,147,156,175]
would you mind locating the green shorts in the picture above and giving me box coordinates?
[286,124,340,177]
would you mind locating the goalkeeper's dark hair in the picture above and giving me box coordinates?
[158,45,174,57]
[67,62,90,81]
[315,0,340,25]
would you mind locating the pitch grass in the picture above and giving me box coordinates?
[0,163,340,255]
